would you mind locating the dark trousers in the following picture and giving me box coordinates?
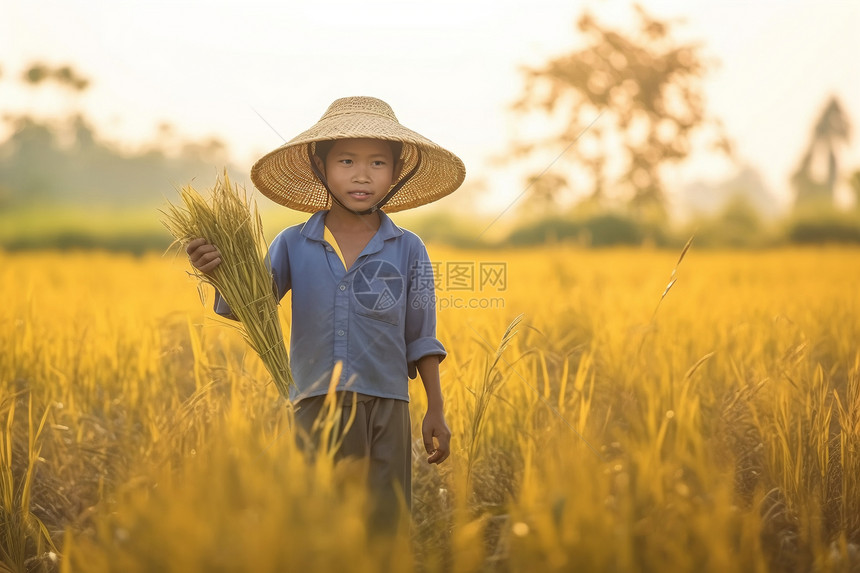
[292,392,411,534]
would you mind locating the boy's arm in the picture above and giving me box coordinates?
[186,234,290,320]
[417,354,450,464]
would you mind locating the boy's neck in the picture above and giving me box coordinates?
[325,204,381,234]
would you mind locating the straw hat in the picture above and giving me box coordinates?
[250,96,466,213]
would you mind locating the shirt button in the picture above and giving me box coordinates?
[326,246,333,252]
[337,329,345,336]
[339,284,346,291]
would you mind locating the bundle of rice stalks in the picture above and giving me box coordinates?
[161,172,293,398]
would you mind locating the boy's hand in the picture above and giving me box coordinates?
[186,237,222,275]
[422,408,451,464]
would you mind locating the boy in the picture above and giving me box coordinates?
[185,96,466,532]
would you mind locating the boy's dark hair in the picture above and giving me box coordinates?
[314,139,403,166]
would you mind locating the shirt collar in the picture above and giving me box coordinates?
[300,210,404,246]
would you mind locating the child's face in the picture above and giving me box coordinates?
[315,138,398,212]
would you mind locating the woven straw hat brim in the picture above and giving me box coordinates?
[250,99,466,213]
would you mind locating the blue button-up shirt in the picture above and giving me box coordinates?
[215,210,446,402]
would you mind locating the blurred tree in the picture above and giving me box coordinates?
[22,62,89,91]
[524,171,567,214]
[849,169,860,209]
[0,114,236,208]
[681,164,778,220]
[510,4,728,219]
[690,194,765,248]
[1,61,237,209]
[0,115,64,203]
[55,65,90,91]
[791,96,851,210]
[23,63,51,85]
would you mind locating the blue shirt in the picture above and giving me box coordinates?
[215,210,446,402]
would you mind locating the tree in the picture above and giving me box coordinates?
[23,63,50,85]
[22,62,89,91]
[849,169,860,209]
[510,4,728,219]
[523,171,568,215]
[791,96,852,210]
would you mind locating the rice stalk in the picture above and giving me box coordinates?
[651,234,694,321]
[160,172,293,398]
[465,314,524,485]
[0,395,57,573]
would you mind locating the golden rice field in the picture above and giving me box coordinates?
[2,245,859,572]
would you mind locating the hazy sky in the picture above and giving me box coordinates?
[3,0,859,214]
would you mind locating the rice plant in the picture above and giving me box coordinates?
[1,246,859,572]
[161,173,293,398]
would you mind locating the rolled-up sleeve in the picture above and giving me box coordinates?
[404,243,446,378]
